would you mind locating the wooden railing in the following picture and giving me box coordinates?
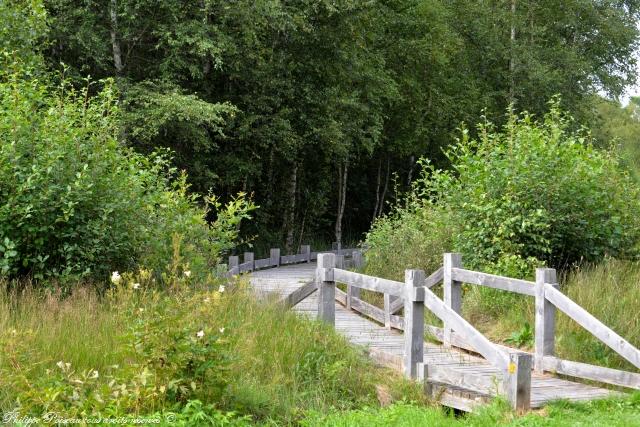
[226,243,361,276]
[315,252,640,410]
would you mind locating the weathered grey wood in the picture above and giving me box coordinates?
[335,254,345,269]
[352,250,363,269]
[229,255,239,270]
[243,252,254,269]
[333,269,404,297]
[310,251,318,261]
[238,261,254,273]
[384,294,396,329]
[317,253,336,325]
[423,285,508,368]
[544,283,640,369]
[227,266,239,276]
[284,281,317,308]
[300,245,311,263]
[503,352,532,411]
[452,268,535,296]
[543,356,640,390]
[254,257,271,269]
[404,269,425,379]
[444,253,463,347]
[335,287,347,305]
[349,296,386,324]
[418,363,503,396]
[535,268,557,372]
[346,283,360,310]
[270,248,280,266]
[389,267,444,314]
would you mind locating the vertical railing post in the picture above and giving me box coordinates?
[504,352,532,411]
[535,267,558,373]
[317,253,336,325]
[443,253,462,347]
[335,254,345,269]
[384,294,397,329]
[243,252,254,272]
[347,250,363,310]
[404,269,425,379]
[229,255,239,272]
[300,245,311,263]
[270,248,280,267]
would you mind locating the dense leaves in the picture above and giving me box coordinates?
[42,0,640,245]
[367,102,640,278]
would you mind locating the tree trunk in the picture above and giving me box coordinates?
[377,157,390,218]
[201,0,211,75]
[407,155,415,187]
[284,162,297,253]
[372,158,382,223]
[109,0,124,75]
[335,161,348,246]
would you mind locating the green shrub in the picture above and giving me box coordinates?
[366,101,640,281]
[439,101,640,274]
[0,62,253,284]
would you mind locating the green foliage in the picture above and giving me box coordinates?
[0,0,47,70]
[555,259,640,370]
[0,63,254,283]
[437,101,640,274]
[303,394,640,426]
[504,322,533,349]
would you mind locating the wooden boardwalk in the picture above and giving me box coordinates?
[249,261,616,412]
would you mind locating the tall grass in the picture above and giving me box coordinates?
[0,278,423,424]
[555,259,640,370]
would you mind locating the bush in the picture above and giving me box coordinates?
[0,62,253,284]
[366,101,640,280]
[440,101,640,274]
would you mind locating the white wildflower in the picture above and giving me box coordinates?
[56,361,65,370]
[203,297,210,303]
[219,327,225,334]
[111,271,121,284]
[132,283,141,290]
[138,308,144,313]
[196,330,205,338]
[218,285,225,293]
[90,370,99,379]
[184,270,191,278]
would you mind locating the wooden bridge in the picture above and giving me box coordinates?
[228,246,640,412]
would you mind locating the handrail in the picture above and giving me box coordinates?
[544,283,640,369]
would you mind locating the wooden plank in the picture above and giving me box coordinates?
[444,253,463,347]
[426,384,489,412]
[284,281,317,308]
[423,285,509,368]
[335,287,347,305]
[535,268,558,372]
[544,283,640,369]
[238,261,254,273]
[333,269,404,297]
[452,268,535,296]
[254,258,272,269]
[350,296,386,324]
[543,356,640,390]
[419,363,503,396]
[270,248,280,266]
[404,270,425,379]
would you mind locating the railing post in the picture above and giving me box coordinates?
[317,253,336,325]
[335,254,345,269]
[270,248,280,267]
[404,269,425,379]
[229,255,239,271]
[300,245,311,263]
[347,251,363,309]
[443,253,462,347]
[384,294,397,329]
[504,352,532,411]
[243,252,254,272]
[535,268,558,373]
